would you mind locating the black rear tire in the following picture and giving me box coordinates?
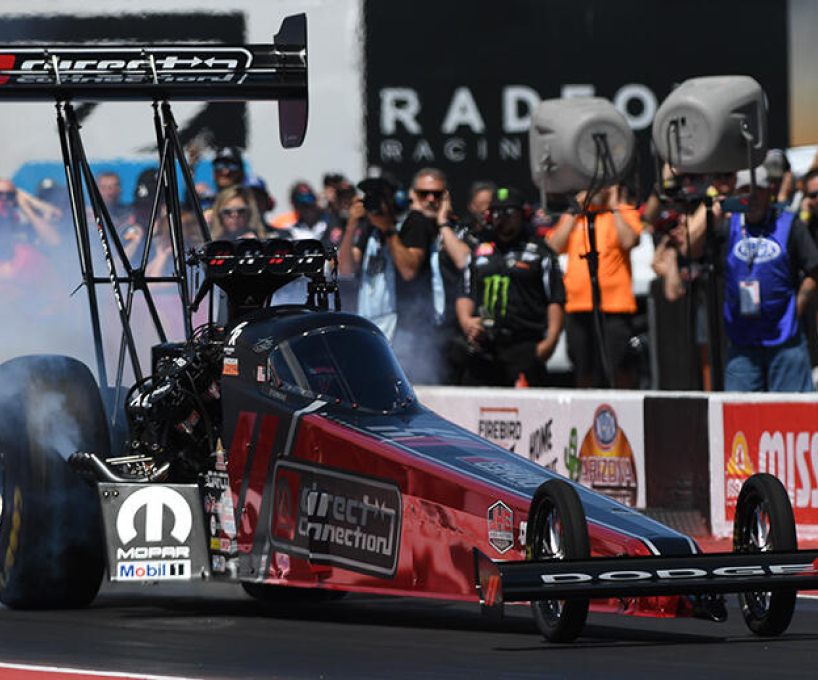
[527,479,590,643]
[733,472,797,637]
[0,355,109,609]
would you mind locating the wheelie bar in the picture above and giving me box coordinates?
[473,548,818,618]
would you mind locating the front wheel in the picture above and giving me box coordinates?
[527,479,590,643]
[733,472,797,637]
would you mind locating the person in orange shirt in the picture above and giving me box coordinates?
[547,184,642,387]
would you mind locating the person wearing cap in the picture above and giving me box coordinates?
[282,181,343,249]
[547,184,643,388]
[338,173,444,384]
[689,165,818,392]
[456,187,565,387]
[212,146,245,192]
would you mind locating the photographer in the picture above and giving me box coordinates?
[337,174,444,384]
[689,167,818,392]
[456,187,565,387]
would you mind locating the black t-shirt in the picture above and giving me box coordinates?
[460,228,566,341]
[354,210,437,331]
[394,210,436,330]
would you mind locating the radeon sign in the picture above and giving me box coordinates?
[364,0,788,207]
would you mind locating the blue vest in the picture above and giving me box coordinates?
[724,210,798,346]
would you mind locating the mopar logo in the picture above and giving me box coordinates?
[540,563,818,585]
[116,486,193,545]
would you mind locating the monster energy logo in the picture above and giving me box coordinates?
[483,275,510,318]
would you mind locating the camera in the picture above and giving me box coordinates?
[363,191,384,214]
[358,176,396,216]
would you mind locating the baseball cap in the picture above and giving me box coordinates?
[735,166,771,190]
[290,182,317,206]
[214,146,243,167]
[490,186,524,209]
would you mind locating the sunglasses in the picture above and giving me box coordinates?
[0,191,16,201]
[214,161,241,172]
[220,206,249,218]
[414,189,443,200]
[490,207,520,219]
[806,191,818,199]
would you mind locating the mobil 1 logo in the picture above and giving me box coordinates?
[271,460,402,578]
[99,483,209,582]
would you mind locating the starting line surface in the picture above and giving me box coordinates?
[0,663,203,680]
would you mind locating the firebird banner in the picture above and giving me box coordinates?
[415,387,646,509]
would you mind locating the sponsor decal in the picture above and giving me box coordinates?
[459,456,542,489]
[252,336,276,354]
[723,403,818,525]
[478,406,522,452]
[103,484,205,583]
[539,562,818,586]
[475,243,494,257]
[578,404,637,507]
[116,486,193,544]
[212,555,227,573]
[529,418,555,467]
[733,236,782,264]
[223,357,239,376]
[271,461,402,578]
[257,365,267,382]
[488,501,514,554]
[563,427,581,482]
[210,537,221,551]
[226,321,248,347]
[118,560,190,581]
[725,430,755,509]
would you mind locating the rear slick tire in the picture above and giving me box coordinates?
[527,479,590,643]
[0,355,109,609]
[733,472,797,637]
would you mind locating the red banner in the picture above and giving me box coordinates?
[723,403,818,526]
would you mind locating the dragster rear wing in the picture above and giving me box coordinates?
[0,13,308,146]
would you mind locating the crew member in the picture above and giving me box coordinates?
[456,187,565,386]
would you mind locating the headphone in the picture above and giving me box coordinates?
[483,204,532,226]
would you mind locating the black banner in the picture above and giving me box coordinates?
[364,0,788,210]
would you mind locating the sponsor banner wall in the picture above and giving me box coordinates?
[711,393,818,539]
[415,387,646,508]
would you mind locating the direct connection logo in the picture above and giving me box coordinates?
[271,461,402,578]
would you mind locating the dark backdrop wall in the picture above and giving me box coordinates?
[364,0,788,211]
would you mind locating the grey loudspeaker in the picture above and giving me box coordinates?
[652,76,767,173]
[529,97,635,194]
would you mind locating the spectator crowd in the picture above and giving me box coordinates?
[5,142,818,393]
